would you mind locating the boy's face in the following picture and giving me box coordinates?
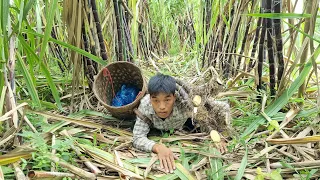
[150,92,176,119]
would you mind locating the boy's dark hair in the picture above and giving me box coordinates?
[148,73,176,95]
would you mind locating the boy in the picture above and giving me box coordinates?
[133,73,229,173]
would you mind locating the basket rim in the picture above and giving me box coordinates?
[92,61,147,110]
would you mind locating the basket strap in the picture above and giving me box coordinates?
[133,108,152,126]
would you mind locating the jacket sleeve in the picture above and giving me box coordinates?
[132,117,156,152]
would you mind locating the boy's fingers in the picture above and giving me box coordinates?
[173,154,179,160]
[160,158,164,169]
[170,155,176,170]
[167,158,173,173]
[163,159,169,173]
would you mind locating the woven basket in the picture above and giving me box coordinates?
[93,62,147,119]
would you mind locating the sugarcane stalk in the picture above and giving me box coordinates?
[113,0,124,61]
[298,0,312,100]
[274,0,284,87]
[257,18,267,96]
[81,22,96,89]
[51,155,96,180]
[237,0,256,72]
[308,1,320,107]
[12,162,27,180]
[50,27,67,72]
[91,0,108,61]
[28,171,75,178]
[266,0,276,96]
[83,0,99,72]
[248,17,262,72]
[122,14,134,61]
[71,145,102,174]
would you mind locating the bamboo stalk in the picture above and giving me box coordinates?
[28,171,75,178]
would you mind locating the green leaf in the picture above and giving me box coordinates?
[246,13,312,19]
[22,29,107,66]
[283,21,320,44]
[279,161,294,169]
[235,146,248,180]
[38,0,58,61]
[16,52,41,108]
[17,1,25,32]
[306,169,318,180]
[208,148,224,180]
[269,120,280,131]
[255,167,266,180]
[18,35,63,110]
[1,0,9,60]
[270,169,283,180]
[174,163,196,180]
[23,0,36,21]
[156,173,178,180]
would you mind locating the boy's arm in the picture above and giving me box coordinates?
[132,117,156,152]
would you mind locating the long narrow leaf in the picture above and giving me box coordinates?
[38,0,58,60]
[283,20,320,44]
[18,35,63,110]
[1,0,9,60]
[16,53,41,107]
[175,163,196,180]
[246,13,312,19]
[0,151,33,166]
[235,146,248,180]
[22,29,107,66]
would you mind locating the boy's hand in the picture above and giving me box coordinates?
[152,144,178,173]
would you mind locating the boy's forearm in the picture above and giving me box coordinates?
[132,136,156,152]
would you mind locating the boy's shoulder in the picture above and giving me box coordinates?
[138,94,154,115]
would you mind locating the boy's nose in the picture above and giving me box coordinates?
[159,102,165,110]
